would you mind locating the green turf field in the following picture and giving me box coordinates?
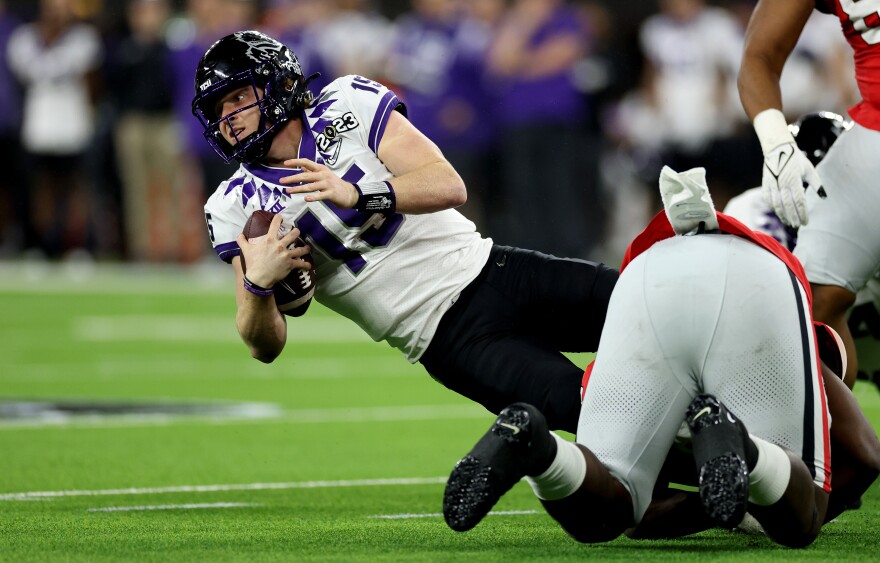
[1,262,879,562]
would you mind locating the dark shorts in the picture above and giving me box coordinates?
[419,245,618,433]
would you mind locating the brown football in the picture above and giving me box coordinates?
[241,210,315,317]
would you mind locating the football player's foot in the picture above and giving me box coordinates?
[686,394,756,527]
[659,166,719,235]
[443,403,556,532]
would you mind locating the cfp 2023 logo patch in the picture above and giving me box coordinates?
[315,112,359,165]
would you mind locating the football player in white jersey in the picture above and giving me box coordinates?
[191,31,618,432]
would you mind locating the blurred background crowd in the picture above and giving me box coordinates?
[0,0,859,265]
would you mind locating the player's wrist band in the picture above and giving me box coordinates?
[352,181,396,214]
[753,108,796,154]
[243,275,274,297]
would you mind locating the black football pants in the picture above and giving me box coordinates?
[419,245,618,434]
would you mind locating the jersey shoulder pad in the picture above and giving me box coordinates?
[310,75,405,154]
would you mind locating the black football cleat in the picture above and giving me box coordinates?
[686,394,754,528]
[443,403,555,532]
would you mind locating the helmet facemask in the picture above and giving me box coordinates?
[193,64,298,164]
[191,30,317,164]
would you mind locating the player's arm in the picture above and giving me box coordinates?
[738,0,821,228]
[738,0,814,120]
[281,111,466,214]
[230,215,308,363]
[374,110,467,213]
[232,255,287,363]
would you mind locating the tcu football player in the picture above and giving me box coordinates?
[739,0,880,388]
[192,31,618,432]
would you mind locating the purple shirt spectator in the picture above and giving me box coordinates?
[491,4,586,128]
[386,13,495,152]
[167,32,216,158]
[0,9,20,135]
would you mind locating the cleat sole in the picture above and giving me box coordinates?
[698,453,749,527]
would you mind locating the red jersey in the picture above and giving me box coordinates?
[620,211,813,308]
[823,0,880,129]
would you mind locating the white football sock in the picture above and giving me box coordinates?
[747,435,792,506]
[526,434,587,501]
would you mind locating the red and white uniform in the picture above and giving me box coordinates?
[822,0,880,129]
[577,212,831,522]
[793,1,880,293]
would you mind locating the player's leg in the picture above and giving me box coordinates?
[795,122,880,386]
[507,246,618,352]
[444,239,698,541]
[419,246,616,433]
[820,362,880,521]
[442,401,636,541]
[746,446,828,548]
[811,284,857,388]
[703,237,830,547]
[560,238,709,540]
[420,283,586,432]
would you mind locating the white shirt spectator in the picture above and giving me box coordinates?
[7,22,102,154]
[639,6,743,151]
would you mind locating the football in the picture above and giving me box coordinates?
[241,210,316,317]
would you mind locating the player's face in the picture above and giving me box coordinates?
[215,85,263,146]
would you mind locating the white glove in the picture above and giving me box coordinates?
[755,109,823,228]
[659,166,719,235]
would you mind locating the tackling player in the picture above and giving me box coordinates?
[192,31,618,432]
[443,167,837,548]
[739,0,880,388]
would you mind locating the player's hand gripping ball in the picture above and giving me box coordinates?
[241,210,316,317]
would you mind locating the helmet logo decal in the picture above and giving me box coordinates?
[235,31,283,62]
[232,31,304,76]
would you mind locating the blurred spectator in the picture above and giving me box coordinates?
[7,0,103,259]
[166,0,256,260]
[485,0,594,259]
[109,0,180,262]
[632,0,755,208]
[314,0,391,79]
[385,0,498,228]
[0,0,24,256]
[262,0,333,92]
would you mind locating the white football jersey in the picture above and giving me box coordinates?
[204,75,492,362]
[722,187,798,251]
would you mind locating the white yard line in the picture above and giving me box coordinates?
[88,502,260,512]
[0,477,447,501]
[368,510,540,519]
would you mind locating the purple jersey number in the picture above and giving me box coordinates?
[296,205,404,274]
